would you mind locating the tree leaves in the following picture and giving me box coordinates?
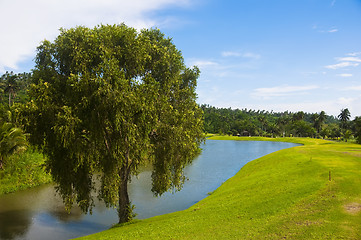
[20,24,204,222]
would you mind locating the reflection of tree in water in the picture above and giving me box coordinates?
[48,204,84,222]
[48,186,112,223]
[0,209,32,240]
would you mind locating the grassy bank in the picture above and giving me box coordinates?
[0,149,51,195]
[79,137,361,239]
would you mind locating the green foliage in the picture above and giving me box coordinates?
[202,105,361,143]
[338,108,351,125]
[311,111,326,133]
[0,122,28,169]
[290,120,316,137]
[0,71,31,107]
[201,105,339,138]
[0,149,51,194]
[354,117,361,144]
[19,24,204,223]
[78,137,361,239]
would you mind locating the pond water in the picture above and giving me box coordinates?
[0,140,300,240]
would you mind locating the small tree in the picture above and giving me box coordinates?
[19,24,204,223]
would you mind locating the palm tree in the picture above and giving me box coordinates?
[319,111,326,124]
[5,75,18,107]
[0,71,19,107]
[338,108,351,130]
[0,122,28,169]
[338,108,351,141]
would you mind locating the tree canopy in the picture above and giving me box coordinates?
[19,24,204,223]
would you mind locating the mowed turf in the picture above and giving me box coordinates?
[78,137,361,239]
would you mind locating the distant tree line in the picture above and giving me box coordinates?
[201,104,361,144]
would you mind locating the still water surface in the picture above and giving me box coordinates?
[0,140,300,240]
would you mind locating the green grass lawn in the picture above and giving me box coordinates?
[78,136,361,239]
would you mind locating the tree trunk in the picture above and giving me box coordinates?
[118,166,131,224]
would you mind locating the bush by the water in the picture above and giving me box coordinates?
[0,149,51,194]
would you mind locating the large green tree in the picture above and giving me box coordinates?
[19,24,204,223]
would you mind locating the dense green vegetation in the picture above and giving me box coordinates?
[201,105,361,143]
[0,72,50,195]
[0,149,51,194]
[78,137,361,239]
[0,122,28,169]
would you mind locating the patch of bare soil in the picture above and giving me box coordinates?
[344,202,361,215]
[295,220,323,226]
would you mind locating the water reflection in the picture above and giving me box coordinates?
[0,140,300,240]
[0,209,32,240]
[0,185,82,240]
[0,184,117,240]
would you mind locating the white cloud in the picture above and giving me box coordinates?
[337,73,353,77]
[325,54,361,70]
[251,85,319,98]
[221,51,261,59]
[190,60,219,68]
[0,0,193,72]
[337,97,356,106]
[325,62,359,69]
[313,24,339,33]
[336,57,361,62]
[242,52,261,59]
[328,28,338,33]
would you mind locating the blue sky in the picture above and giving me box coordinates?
[1,0,361,116]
